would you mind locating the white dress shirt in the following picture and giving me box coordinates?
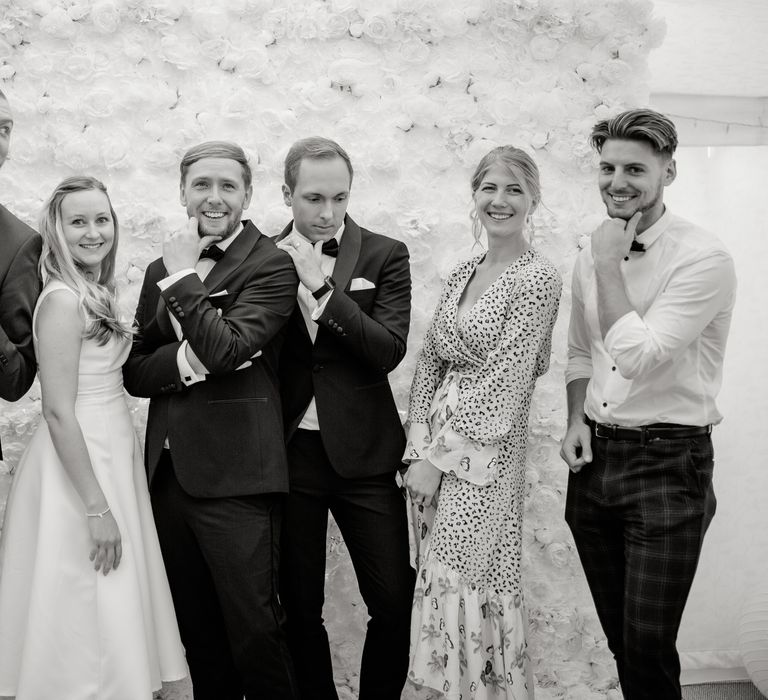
[292,225,343,431]
[566,209,736,427]
[158,223,244,385]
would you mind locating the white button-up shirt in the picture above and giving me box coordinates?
[566,209,737,427]
[292,226,343,431]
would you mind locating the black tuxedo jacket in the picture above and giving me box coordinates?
[123,220,298,497]
[0,205,41,460]
[276,215,411,478]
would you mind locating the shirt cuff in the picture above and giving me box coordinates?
[158,269,196,291]
[310,290,333,320]
[177,340,207,386]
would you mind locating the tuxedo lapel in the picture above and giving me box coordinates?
[333,215,361,293]
[203,220,260,293]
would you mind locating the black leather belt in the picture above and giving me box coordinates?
[586,418,711,445]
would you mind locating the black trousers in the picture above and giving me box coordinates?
[565,434,716,700]
[280,429,415,700]
[151,450,299,700]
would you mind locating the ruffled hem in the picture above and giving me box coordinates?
[408,552,533,700]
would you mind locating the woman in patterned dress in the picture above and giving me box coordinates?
[402,146,562,699]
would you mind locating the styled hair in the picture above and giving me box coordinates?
[180,141,252,190]
[590,108,678,158]
[470,145,541,246]
[283,137,353,192]
[39,176,131,344]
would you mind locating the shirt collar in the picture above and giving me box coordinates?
[215,222,244,252]
[635,207,671,250]
[291,223,344,250]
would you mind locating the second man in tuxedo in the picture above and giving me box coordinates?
[276,137,415,700]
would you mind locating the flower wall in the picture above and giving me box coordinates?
[0,0,664,696]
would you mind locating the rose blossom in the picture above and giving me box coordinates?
[89,0,122,33]
[545,542,571,568]
[160,34,200,70]
[362,14,395,44]
[39,7,78,39]
[529,34,560,61]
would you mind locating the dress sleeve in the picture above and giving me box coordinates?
[420,265,562,486]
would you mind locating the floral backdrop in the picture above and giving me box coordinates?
[0,0,664,697]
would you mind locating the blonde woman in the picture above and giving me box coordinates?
[0,176,186,698]
[403,147,562,699]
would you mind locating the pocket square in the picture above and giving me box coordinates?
[350,278,375,291]
[210,290,229,297]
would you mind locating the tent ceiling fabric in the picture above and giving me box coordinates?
[650,0,768,98]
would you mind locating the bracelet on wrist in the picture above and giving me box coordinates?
[86,506,111,519]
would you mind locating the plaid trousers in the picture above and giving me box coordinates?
[565,433,716,700]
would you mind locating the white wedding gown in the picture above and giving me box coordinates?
[0,281,187,699]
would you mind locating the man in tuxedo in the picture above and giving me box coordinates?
[0,89,42,460]
[275,137,414,700]
[123,141,299,699]
[561,109,736,699]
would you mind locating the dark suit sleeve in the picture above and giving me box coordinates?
[316,240,411,373]
[123,263,185,398]
[167,251,297,374]
[0,234,42,401]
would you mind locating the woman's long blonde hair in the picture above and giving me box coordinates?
[39,176,131,344]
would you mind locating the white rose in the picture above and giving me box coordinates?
[160,35,200,70]
[67,2,90,21]
[600,59,632,85]
[362,14,395,44]
[143,141,178,170]
[296,81,345,112]
[398,37,431,64]
[199,38,229,63]
[89,0,121,33]
[100,134,132,170]
[330,0,358,13]
[144,0,185,25]
[61,49,98,81]
[436,9,467,37]
[323,12,350,39]
[258,108,297,135]
[528,484,561,518]
[435,94,477,128]
[0,64,15,80]
[189,6,230,37]
[545,542,571,568]
[221,87,261,120]
[529,34,560,61]
[404,94,439,126]
[82,88,117,119]
[54,132,99,171]
[578,8,613,41]
[234,46,270,79]
[39,7,78,39]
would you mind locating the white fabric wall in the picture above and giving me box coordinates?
[666,146,768,683]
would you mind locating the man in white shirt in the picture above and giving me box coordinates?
[560,109,736,700]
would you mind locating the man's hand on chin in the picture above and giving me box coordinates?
[591,211,642,266]
[276,233,325,291]
[163,217,222,275]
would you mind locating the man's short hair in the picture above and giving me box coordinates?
[590,108,678,158]
[180,141,252,189]
[284,137,353,192]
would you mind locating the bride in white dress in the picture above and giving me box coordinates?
[0,176,187,699]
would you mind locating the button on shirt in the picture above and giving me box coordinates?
[292,226,343,431]
[566,209,736,427]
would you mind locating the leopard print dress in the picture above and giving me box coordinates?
[404,250,561,700]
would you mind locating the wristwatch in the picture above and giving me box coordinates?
[312,275,337,300]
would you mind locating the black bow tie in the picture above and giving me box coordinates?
[199,245,225,262]
[630,240,645,252]
[321,238,339,258]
